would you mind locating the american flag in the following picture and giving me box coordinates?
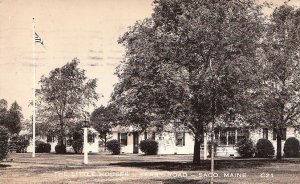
[35,32,44,46]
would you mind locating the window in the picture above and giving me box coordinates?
[273,128,286,140]
[216,128,249,145]
[66,137,73,146]
[118,133,127,146]
[263,128,268,139]
[220,130,227,145]
[175,132,185,146]
[151,132,156,140]
[47,135,55,143]
[88,133,96,143]
[214,129,220,144]
[228,129,236,145]
[237,129,249,143]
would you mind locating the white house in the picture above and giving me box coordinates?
[25,125,300,157]
[214,126,300,157]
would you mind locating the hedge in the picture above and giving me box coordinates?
[106,139,120,155]
[255,139,274,158]
[284,137,300,158]
[139,139,158,155]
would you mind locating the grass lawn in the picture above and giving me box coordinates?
[1,153,300,184]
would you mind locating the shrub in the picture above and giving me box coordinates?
[71,131,83,154]
[139,139,158,155]
[106,139,120,155]
[9,135,30,153]
[207,140,218,157]
[55,144,66,154]
[35,141,51,153]
[236,138,255,158]
[0,126,9,161]
[284,137,300,158]
[255,139,275,158]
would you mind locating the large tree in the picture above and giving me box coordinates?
[258,4,300,160]
[113,0,264,164]
[37,58,99,145]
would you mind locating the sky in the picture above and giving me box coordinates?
[0,0,299,119]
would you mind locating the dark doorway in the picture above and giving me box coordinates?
[133,132,139,154]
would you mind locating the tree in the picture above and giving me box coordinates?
[113,0,264,164]
[0,126,9,161]
[0,99,8,128]
[257,4,300,160]
[5,101,22,134]
[90,105,115,150]
[37,58,99,146]
[0,100,23,134]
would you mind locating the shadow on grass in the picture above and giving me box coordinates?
[110,159,300,171]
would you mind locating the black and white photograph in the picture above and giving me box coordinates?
[0,0,300,183]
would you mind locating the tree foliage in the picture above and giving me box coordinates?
[113,0,265,164]
[37,58,99,145]
[0,126,9,161]
[6,102,22,134]
[0,99,23,134]
[255,4,300,159]
[90,105,114,147]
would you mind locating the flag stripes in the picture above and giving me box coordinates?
[35,32,44,45]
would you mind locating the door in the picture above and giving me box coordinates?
[133,132,139,154]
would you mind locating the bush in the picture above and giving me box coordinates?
[255,139,275,158]
[9,135,30,153]
[207,140,218,157]
[236,138,255,158]
[106,139,120,155]
[284,137,300,158]
[139,139,158,155]
[55,144,66,154]
[71,132,83,154]
[35,141,51,153]
[0,126,9,161]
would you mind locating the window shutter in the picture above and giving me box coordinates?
[281,128,286,140]
[263,128,268,139]
[125,133,128,146]
[183,133,185,146]
[118,133,120,143]
[152,132,155,140]
[273,128,277,140]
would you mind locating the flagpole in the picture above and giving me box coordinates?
[32,18,36,158]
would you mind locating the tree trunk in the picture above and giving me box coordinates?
[276,129,282,160]
[104,135,107,151]
[59,118,65,146]
[193,136,201,164]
